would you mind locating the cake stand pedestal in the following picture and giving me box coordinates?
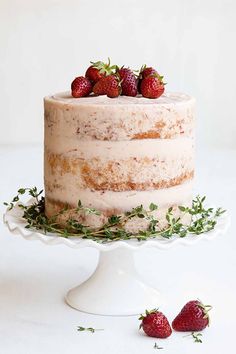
[66,247,160,315]
[3,203,230,316]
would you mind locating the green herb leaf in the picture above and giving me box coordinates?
[77,326,104,333]
[4,187,226,243]
[184,332,203,343]
[154,342,163,349]
[149,203,158,211]
[178,206,186,212]
[18,188,26,194]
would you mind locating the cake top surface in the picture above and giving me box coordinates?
[46,91,195,106]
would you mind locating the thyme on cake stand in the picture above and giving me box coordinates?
[4,187,226,243]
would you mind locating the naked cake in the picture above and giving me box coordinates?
[44,92,195,233]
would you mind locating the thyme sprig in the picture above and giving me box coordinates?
[154,342,163,349]
[77,326,104,333]
[4,187,226,243]
[184,332,203,343]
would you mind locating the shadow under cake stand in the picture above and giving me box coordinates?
[4,203,230,316]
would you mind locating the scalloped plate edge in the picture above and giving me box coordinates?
[3,205,231,251]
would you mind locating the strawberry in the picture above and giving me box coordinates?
[93,75,121,98]
[85,66,105,84]
[141,66,158,79]
[140,74,165,99]
[117,67,137,97]
[85,58,117,84]
[71,76,92,98]
[139,309,172,338]
[172,300,212,332]
[138,66,158,93]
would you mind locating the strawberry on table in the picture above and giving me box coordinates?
[85,58,117,84]
[139,309,172,338]
[140,74,165,99]
[71,76,92,98]
[117,67,137,97]
[172,300,212,332]
[93,75,121,98]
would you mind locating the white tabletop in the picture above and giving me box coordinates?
[0,144,235,354]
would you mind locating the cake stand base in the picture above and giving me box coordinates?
[65,247,160,316]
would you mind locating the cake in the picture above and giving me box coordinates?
[44,92,195,233]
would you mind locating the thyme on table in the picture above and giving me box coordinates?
[77,326,104,333]
[154,342,164,349]
[184,332,203,343]
[4,187,226,243]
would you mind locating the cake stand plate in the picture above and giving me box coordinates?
[3,203,230,316]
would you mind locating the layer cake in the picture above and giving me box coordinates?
[44,92,195,232]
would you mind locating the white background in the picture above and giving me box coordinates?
[0,0,236,147]
[1,1,236,353]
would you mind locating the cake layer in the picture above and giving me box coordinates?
[45,182,193,232]
[45,139,194,192]
[45,134,194,157]
[44,92,195,141]
[46,180,193,213]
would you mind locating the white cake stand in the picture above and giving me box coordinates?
[3,203,230,316]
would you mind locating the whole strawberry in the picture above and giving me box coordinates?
[85,65,105,84]
[141,66,158,79]
[172,300,212,332]
[85,58,117,84]
[117,67,137,97]
[138,65,158,93]
[71,76,92,98]
[93,75,121,98]
[139,309,172,338]
[140,74,165,99]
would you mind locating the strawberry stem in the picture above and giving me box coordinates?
[139,308,159,321]
[197,299,212,326]
[90,58,117,76]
